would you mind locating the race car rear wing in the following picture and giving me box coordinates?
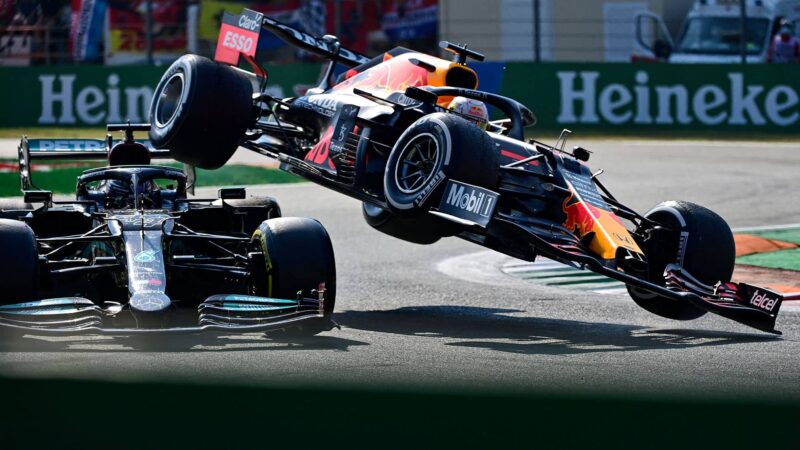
[214,9,370,70]
[16,123,178,192]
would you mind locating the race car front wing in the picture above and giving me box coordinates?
[0,289,332,335]
[490,217,784,334]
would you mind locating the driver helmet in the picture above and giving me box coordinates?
[447,96,489,130]
[101,178,159,209]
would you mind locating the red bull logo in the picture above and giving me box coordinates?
[334,56,428,93]
[562,193,642,260]
[562,194,600,238]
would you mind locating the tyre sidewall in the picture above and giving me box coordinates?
[252,217,336,317]
[645,201,735,285]
[628,201,734,320]
[384,114,453,213]
[383,113,499,215]
[149,55,254,169]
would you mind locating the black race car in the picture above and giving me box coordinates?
[0,123,336,336]
[146,10,783,334]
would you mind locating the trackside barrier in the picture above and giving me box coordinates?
[498,63,800,134]
[0,63,322,128]
[0,63,799,135]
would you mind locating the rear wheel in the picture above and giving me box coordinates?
[627,201,735,320]
[383,113,498,216]
[149,54,254,169]
[251,217,336,337]
[0,219,38,304]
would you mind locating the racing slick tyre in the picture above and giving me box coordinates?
[627,201,735,321]
[149,54,254,170]
[383,112,498,216]
[251,217,336,337]
[0,219,38,304]
[0,199,32,220]
[213,196,282,235]
[361,202,456,245]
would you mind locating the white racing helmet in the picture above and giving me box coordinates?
[447,96,489,130]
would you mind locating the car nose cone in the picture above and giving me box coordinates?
[130,292,172,313]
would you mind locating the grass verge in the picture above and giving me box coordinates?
[3,127,800,142]
[0,128,106,139]
[0,163,303,197]
[735,227,800,272]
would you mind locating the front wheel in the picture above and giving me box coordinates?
[0,219,38,304]
[251,217,336,336]
[383,113,498,216]
[627,201,735,320]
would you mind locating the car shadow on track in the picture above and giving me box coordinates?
[0,332,369,353]
[336,306,778,355]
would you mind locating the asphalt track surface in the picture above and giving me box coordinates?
[1,140,799,400]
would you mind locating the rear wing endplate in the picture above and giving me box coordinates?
[214,9,370,69]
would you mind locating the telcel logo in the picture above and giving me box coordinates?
[750,291,779,312]
[445,183,494,218]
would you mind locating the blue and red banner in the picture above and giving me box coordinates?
[382,0,438,42]
[69,0,108,62]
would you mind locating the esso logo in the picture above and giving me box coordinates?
[222,31,254,53]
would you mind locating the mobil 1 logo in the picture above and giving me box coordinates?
[437,180,498,228]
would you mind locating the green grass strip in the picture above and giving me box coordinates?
[737,248,800,272]
[0,164,303,197]
[0,127,106,139]
[746,228,800,245]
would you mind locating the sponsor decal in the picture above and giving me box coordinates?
[134,250,156,264]
[130,292,170,312]
[557,70,799,128]
[38,73,152,125]
[749,290,781,313]
[334,56,428,93]
[414,170,446,207]
[294,96,339,118]
[329,104,359,155]
[29,139,106,151]
[305,126,336,169]
[562,195,599,237]
[676,231,689,266]
[437,180,498,227]
[215,9,263,65]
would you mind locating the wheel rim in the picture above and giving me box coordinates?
[394,133,440,195]
[154,72,185,128]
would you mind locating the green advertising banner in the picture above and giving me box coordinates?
[0,62,798,135]
[0,63,322,127]
[500,63,800,134]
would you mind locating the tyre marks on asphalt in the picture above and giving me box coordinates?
[501,259,628,295]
